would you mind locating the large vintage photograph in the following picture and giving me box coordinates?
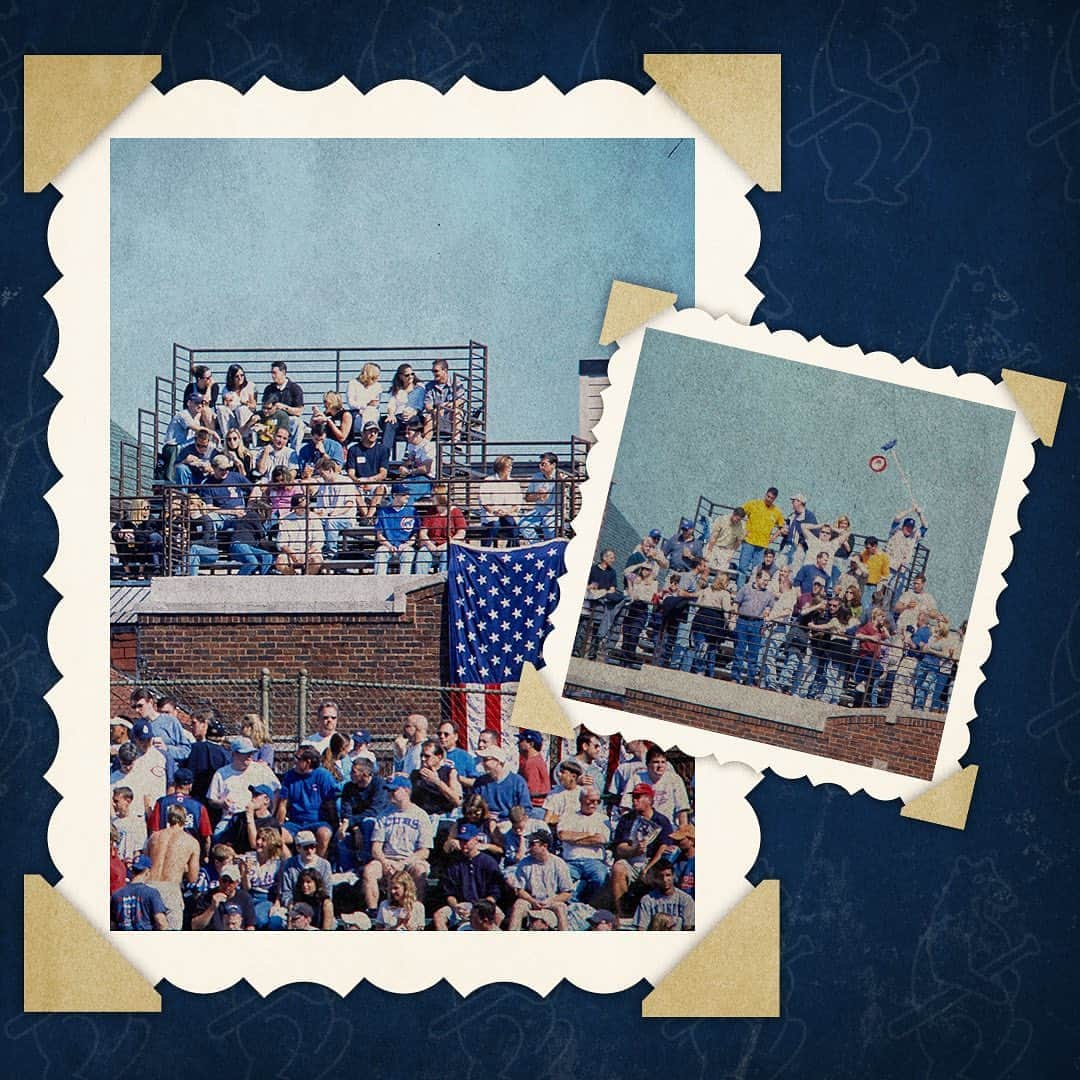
[564,325,1022,783]
[106,134,705,932]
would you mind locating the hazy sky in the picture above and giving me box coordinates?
[607,331,1015,621]
[111,138,695,440]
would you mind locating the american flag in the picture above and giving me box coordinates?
[447,539,568,750]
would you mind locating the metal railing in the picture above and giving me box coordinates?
[573,598,960,713]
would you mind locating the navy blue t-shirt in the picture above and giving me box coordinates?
[346,442,390,478]
[200,470,250,509]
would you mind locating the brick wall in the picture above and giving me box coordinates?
[134,583,449,743]
[565,682,943,780]
[111,629,137,673]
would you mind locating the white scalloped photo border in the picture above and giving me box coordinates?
[544,308,1036,804]
[42,77,766,995]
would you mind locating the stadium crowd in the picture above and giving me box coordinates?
[580,486,965,713]
[110,691,696,932]
[111,360,571,577]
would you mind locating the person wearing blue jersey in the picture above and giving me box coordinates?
[374,484,418,574]
[277,746,341,857]
[111,855,169,931]
[474,745,532,823]
[436,720,476,777]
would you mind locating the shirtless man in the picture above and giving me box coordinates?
[145,804,200,930]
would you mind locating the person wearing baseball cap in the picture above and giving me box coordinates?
[506,827,573,930]
[526,908,558,930]
[345,420,391,521]
[287,901,318,930]
[191,861,256,930]
[112,719,167,829]
[111,853,170,931]
[777,492,817,572]
[611,782,675,920]
[432,822,505,931]
[361,775,434,917]
[667,823,696,897]
[517,729,550,808]
[206,737,280,838]
[662,516,704,575]
[474,741,532,822]
[146,766,212,857]
[374,483,419,574]
[623,530,671,589]
[587,909,617,930]
[277,828,334,901]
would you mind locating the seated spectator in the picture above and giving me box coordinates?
[111,854,168,931]
[460,898,502,932]
[262,361,305,449]
[474,745,532,822]
[217,392,258,448]
[634,863,695,931]
[206,736,281,834]
[497,804,548,872]
[667,823,695,897]
[587,909,617,931]
[191,862,256,930]
[361,777,433,913]
[432,824,506,930]
[436,721,476,778]
[374,484,418,575]
[443,793,501,860]
[287,867,335,931]
[619,746,691,827]
[374,870,426,930]
[345,421,390,521]
[422,358,463,441]
[410,739,463,817]
[287,901,318,931]
[517,729,550,808]
[240,826,285,928]
[320,732,352,784]
[506,829,573,931]
[347,363,383,428]
[479,455,522,547]
[526,909,558,931]
[556,786,611,902]
[255,464,300,519]
[274,491,324,575]
[277,746,341,856]
[559,730,607,794]
[164,390,215,453]
[314,390,353,447]
[392,713,428,774]
[277,829,333,898]
[383,362,426,449]
[397,422,435,500]
[298,420,345,475]
[216,783,279,855]
[416,487,466,574]
[256,424,301,480]
[109,825,127,894]
[228,503,273,575]
[224,362,258,414]
[174,427,217,489]
[311,456,357,558]
[543,759,584,824]
[519,453,562,541]
[611,784,674,918]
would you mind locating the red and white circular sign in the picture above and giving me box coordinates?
[868,454,888,473]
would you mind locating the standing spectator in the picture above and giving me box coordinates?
[730,569,775,686]
[130,687,191,782]
[705,507,748,575]
[688,572,735,677]
[806,596,853,702]
[339,756,391,865]
[777,493,816,570]
[584,548,626,659]
[913,617,955,712]
[893,574,941,635]
[262,361,305,449]
[778,580,828,695]
[506,829,573,931]
[560,730,608,794]
[111,855,168,931]
[624,531,670,586]
[852,607,891,707]
[859,536,891,613]
[362,777,434,912]
[793,550,831,596]
[662,518,704,573]
[885,505,928,594]
[423,358,463,441]
[738,487,785,583]
[611,784,674,919]
[619,564,657,659]
[634,863,695,931]
[374,484,418,574]
[111,785,146,867]
[801,520,846,580]
[557,787,610,902]
[187,713,229,807]
[303,700,340,754]
[479,455,522,546]
[239,714,275,768]
[654,558,701,669]
[668,823,696,897]
[147,767,212,858]
[145,803,201,929]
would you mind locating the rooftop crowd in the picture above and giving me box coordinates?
[111,359,573,577]
[110,691,696,932]
[580,486,964,713]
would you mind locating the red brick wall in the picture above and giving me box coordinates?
[134,583,449,743]
[111,629,137,673]
[565,683,943,780]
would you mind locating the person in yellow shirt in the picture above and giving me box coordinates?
[738,487,786,584]
[858,536,891,611]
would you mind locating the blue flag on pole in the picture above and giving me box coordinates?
[881,438,897,452]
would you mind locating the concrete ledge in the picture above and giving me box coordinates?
[140,573,446,616]
[565,657,945,735]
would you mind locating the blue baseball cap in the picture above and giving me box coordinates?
[679,517,694,530]
[131,720,154,742]
[391,483,410,496]
[648,529,662,540]
[248,784,275,798]
[131,854,152,872]
[517,729,543,750]
[386,776,412,791]
[173,767,194,786]
[351,730,372,745]
[457,823,482,841]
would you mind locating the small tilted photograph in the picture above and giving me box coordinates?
[565,328,1018,781]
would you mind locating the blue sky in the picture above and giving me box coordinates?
[110,138,695,441]
[607,331,1016,622]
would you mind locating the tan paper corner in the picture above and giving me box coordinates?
[642,879,780,1018]
[900,764,978,831]
[599,280,678,346]
[1001,369,1066,447]
[510,662,575,740]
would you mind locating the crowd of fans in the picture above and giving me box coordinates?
[580,486,964,713]
[110,690,696,932]
[111,359,573,577]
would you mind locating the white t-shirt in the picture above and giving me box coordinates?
[895,589,939,634]
[508,853,573,900]
[619,768,690,823]
[542,787,583,820]
[375,899,425,930]
[110,748,167,818]
[277,513,324,552]
[207,761,281,815]
[557,811,610,862]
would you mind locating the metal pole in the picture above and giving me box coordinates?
[888,446,918,511]
[260,667,271,732]
[296,668,309,751]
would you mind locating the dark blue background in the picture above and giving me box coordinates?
[2,2,1077,1076]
